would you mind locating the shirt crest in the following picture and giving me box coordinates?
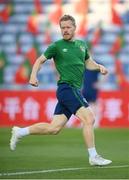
[80,46,85,52]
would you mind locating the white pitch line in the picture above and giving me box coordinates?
[0,165,129,177]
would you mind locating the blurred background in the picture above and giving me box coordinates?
[0,0,129,128]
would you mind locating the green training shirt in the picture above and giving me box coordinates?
[44,39,90,89]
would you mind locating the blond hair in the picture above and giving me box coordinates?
[59,15,76,27]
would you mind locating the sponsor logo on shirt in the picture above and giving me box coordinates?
[62,48,68,52]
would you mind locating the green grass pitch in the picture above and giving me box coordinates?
[0,128,129,179]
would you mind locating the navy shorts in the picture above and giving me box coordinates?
[54,83,89,119]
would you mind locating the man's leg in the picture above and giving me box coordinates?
[76,106,112,166]
[10,114,68,151]
[76,106,95,148]
[29,114,67,135]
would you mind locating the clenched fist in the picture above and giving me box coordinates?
[29,76,39,87]
[99,64,108,75]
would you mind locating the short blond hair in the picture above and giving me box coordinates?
[59,15,76,27]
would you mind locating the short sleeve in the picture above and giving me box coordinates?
[85,43,90,60]
[44,43,56,60]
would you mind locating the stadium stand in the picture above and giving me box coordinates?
[0,0,129,90]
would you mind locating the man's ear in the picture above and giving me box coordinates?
[74,26,76,31]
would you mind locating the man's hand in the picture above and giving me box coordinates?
[99,64,108,75]
[85,59,108,75]
[29,76,39,87]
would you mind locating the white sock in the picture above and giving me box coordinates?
[88,147,98,158]
[18,127,30,137]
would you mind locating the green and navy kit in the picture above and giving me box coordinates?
[44,39,89,119]
[44,39,90,89]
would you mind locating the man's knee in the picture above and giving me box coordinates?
[48,114,67,135]
[76,106,95,126]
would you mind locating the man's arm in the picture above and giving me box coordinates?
[29,54,47,87]
[85,57,108,75]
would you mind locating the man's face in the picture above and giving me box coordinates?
[60,20,76,40]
